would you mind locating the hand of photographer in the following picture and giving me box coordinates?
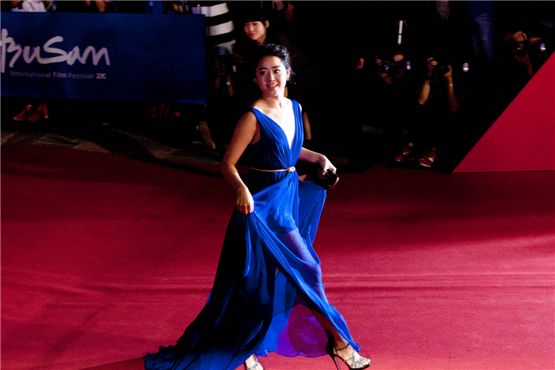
[513,31,528,43]
[426,57,436,78]
[379,71,393,85]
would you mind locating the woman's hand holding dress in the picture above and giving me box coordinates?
[236,186,254,214]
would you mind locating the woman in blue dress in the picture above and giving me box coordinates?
[144,44,371,370]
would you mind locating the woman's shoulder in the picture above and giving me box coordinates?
[252,98,295,113]
[288,98,302,111]
[238,109,258,124]
[233,111,259,138]
[250,99,266,113]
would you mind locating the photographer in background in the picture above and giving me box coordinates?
[412,55,461,169]
[345,48,418,168]
[375,50,418,166]
[495,1,553,108]
[500,29,549,106]
[508,30,542,74]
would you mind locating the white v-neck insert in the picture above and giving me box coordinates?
[253,103,296,149]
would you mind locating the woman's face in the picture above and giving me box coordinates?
[243,21,268,44]
[254,56,290,98]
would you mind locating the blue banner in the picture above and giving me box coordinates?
[1,12,207,104]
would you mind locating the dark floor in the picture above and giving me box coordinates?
[1,112,226,175]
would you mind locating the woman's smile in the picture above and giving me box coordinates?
[255,56,290,97]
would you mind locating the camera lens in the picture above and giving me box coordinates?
[433,64,449,77]
[511,42,527,56]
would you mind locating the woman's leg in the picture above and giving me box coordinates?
[280,229,371,368]
[280,231,349,345]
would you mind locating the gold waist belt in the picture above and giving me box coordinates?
[250,166,296,173]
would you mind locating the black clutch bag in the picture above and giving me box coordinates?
[297,162,339,190]
[313,168,339,190]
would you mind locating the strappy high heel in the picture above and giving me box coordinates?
[325,331,371,370]
[244,354,264,370]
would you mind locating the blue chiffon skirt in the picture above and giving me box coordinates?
[145,101,359,369]
[144,173,359,370]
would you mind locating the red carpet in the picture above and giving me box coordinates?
[2,145,554,370]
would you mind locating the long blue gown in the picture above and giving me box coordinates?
[144,100,360,369]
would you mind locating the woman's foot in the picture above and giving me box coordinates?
[334,343,372,370]
[326,331,371,370]
[244,354,263,370]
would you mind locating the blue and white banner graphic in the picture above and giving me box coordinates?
[1,13,207,104]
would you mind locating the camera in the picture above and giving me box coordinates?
[377,60,393,73]
[432,63,449,77]
[510,41,527,57]
[391,59,410,71]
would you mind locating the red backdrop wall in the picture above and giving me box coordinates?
[455,54,555,173]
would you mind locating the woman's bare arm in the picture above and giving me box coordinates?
[221,112,258,214]
[299,147,336,175]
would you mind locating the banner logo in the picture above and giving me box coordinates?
[1,13,207,103]
[1,28,110,73]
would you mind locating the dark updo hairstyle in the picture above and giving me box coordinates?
[250,43,293,77]
[239,6,270,25]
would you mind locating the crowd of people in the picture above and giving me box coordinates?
[3,0,553,171]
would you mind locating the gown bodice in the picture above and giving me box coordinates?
[244,100,304,194]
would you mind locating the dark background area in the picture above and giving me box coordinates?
[2,1,553,171]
